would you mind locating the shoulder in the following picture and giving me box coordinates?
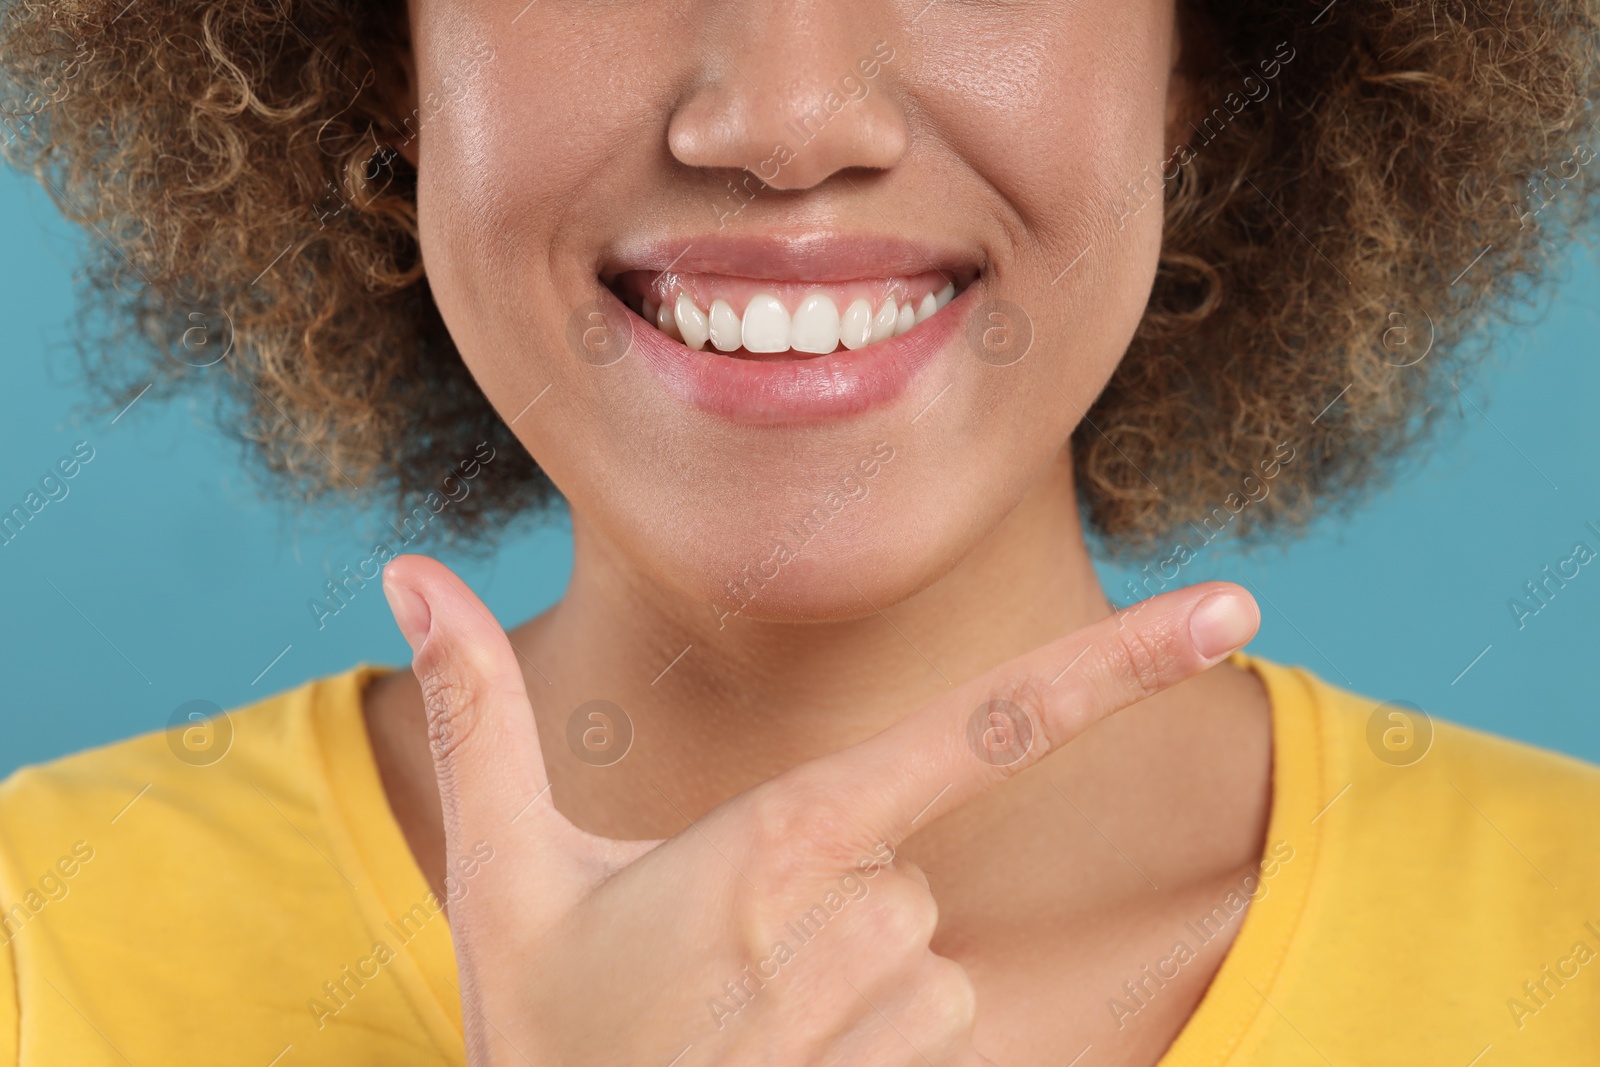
[0,664,454,1064]
[1281,657,1600,836]
[1259,655,1600,902]
[0,665,360,845]
[0,668,369,950]
[1231,657,1600,1061]
[0,665,400,921]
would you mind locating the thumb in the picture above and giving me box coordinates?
[381,554,577,904]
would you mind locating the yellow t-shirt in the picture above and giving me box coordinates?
[0,656,1596,1064]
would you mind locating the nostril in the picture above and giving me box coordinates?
[664,41,909,191]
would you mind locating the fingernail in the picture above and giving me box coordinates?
[1189,592,1257,661]
[383,574,431,652]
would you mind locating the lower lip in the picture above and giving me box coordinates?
[621,286,970,424]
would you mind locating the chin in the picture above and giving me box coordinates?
[639,481,1005,629]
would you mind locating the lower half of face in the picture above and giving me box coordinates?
[412,0,1176,621]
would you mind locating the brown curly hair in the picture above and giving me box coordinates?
[2,0,1597,554]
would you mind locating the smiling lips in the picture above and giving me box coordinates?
[609,270,969,359]
[599,235,981,421]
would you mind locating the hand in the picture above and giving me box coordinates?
[381,555,1259,1066]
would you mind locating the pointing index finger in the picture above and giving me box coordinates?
[806,582,1260,849]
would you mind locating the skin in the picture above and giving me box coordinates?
[363,0,1275,1063]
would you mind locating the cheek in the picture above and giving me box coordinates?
[411,12,664,442]
[410,8,648,305]
[917,4,1172,231]
[913,2,1173,378]
[411,32,533,387]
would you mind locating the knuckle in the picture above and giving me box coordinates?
[862,878,938,950]
[975,675,1049,769]
[896,858,931,891]
[419,676,478,763]
[415,651,489,763]
[904,885,941,946]
[924,957,978,1033]
[1106,624,1168,701]
[997,676,1050,738]
[744,774,859,875]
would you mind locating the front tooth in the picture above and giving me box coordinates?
[642,298,658,324]
[709,299,742,352]
[840,299,874,350]
[742,293,792,353]
[870,299,898,343]
[791,292,842,354]
[896,302,915,336]
[935,282,955,309]
[675,292,709,350]
[914,293,938,324]
[657,300,682,341]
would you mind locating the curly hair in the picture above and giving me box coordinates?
[2,0,1597,554]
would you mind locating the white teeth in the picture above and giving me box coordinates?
[840,299,874,351]
[641,282,965,352]
[709,298,742,352]
[870,299,898,343]
[791,292,842,354]
[657,300,681,341]
[896,303,915,336]
[742,293,791,353]
[675,292,709,350]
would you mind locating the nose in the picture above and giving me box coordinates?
[666,3,909,190]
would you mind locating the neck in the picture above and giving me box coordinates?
[366,446,1273,950]
[514,448,1114,838]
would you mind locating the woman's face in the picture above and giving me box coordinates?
[403,0,1186,622]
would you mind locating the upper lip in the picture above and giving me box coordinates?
[599,232,984,285]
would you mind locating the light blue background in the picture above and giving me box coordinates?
[1,161,1596,778]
